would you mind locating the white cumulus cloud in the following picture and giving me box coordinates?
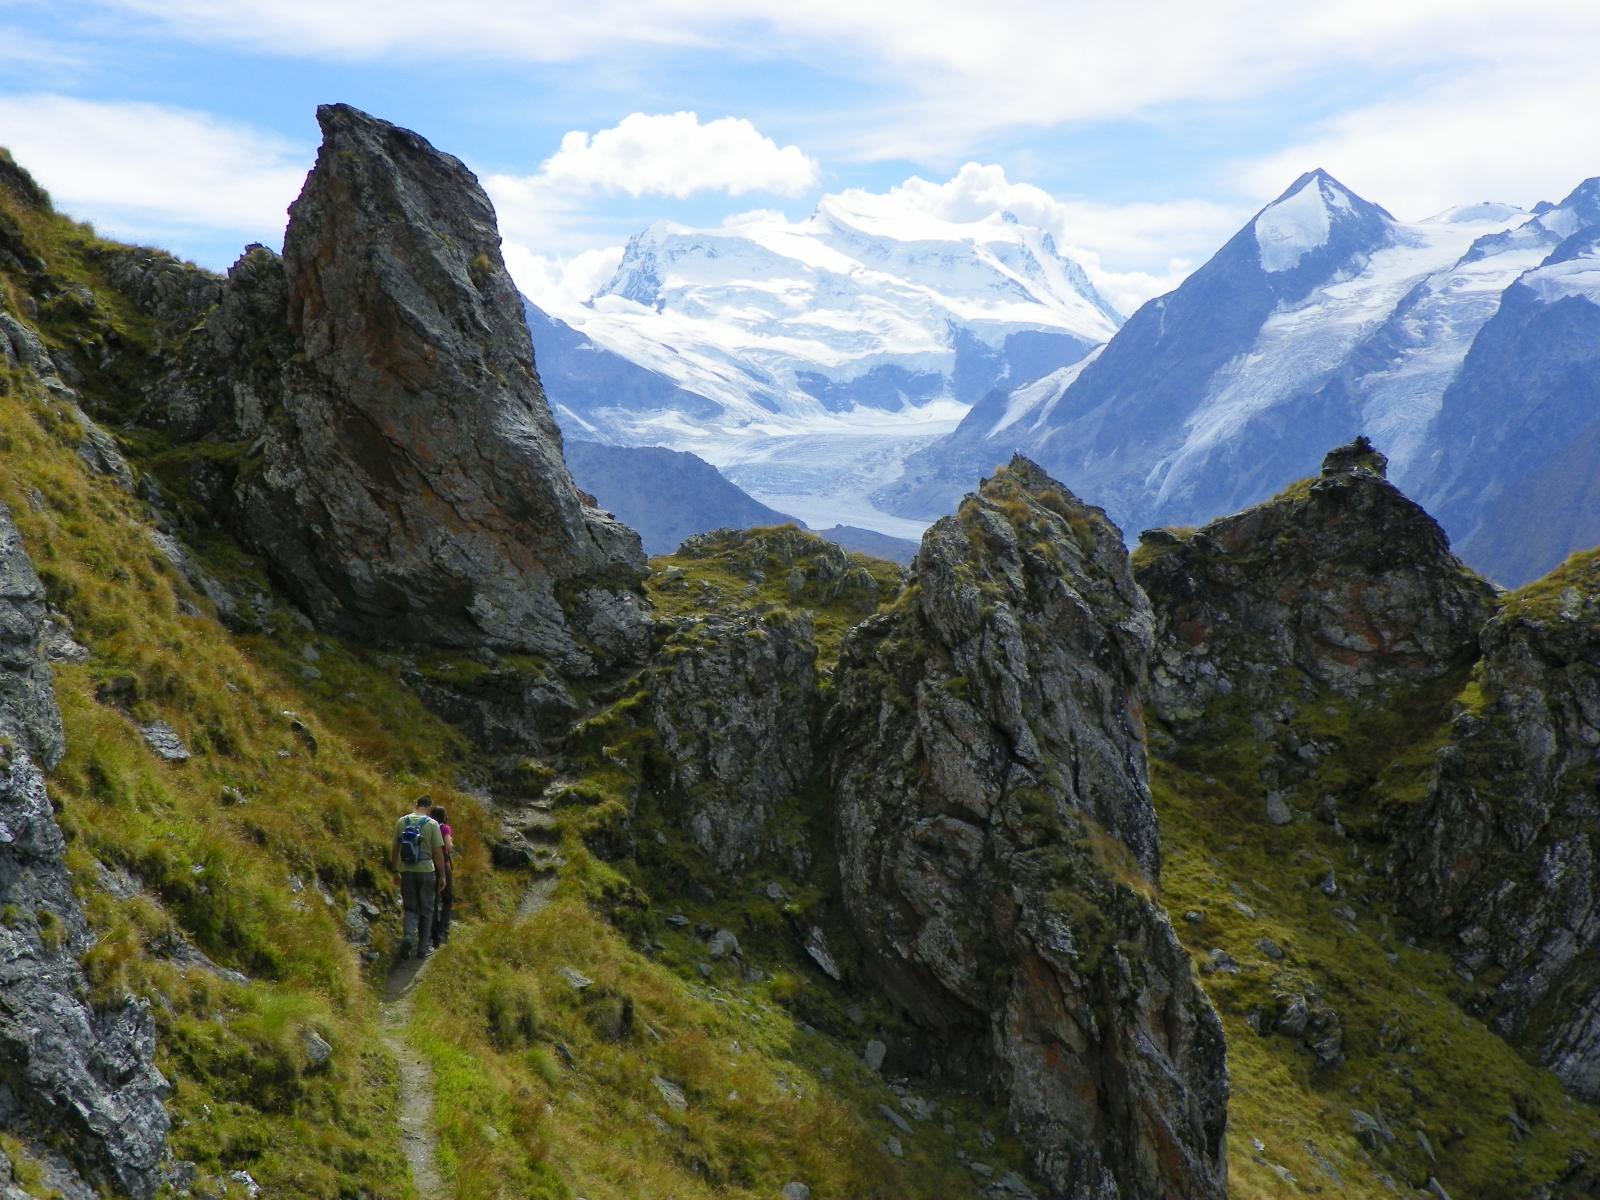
[536,111,817,199]
[0,94,307,245]
[503,244,625,316]
[1235,63,1600,220]
[855,163,1247,313]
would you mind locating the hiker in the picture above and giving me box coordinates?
[430,804,454,948]
[392,794,445,959]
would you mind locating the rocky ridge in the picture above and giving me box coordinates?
[4,102,1600,1200]
[1136,438,1496,733]
[1398,549,1600,1099]
[1138,437,1600,1149]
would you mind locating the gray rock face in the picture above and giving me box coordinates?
[1395,551,1600,1098]
[143,244,288,442]
[1136,440,1496,731]
[826,458,1227,1200]
[172,105,647,668]
[0,508,169,1199]
[650,608,817,872]
[92,245,222,341]
[0,503,64,768]
[403,659,578,752]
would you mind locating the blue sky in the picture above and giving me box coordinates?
[3,1,1599,313]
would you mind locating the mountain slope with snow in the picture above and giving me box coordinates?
[525,192,1122,533]
[1421,212,1600,584]
[879,170,1536,536]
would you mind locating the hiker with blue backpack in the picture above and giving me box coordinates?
[392,794,446,959]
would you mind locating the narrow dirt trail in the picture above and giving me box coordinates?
[517,871,558,921]
[383,869,559,1198]
[381,954,446,1199]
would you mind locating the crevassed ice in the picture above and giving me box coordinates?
[1521,254,1600,306]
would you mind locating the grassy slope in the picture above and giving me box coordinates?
[1149,652,1600,1198]
[0,170,1017,1199]
[405,532,1024,1199]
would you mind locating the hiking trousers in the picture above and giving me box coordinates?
[400,871,436,953]
[432,877,454,947]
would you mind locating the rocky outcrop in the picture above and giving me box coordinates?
[0,504,169,1199]
[1396,549,1600,1098]
[93,246,222,341]
[1135,438,1496,732]
[826,458,1227,1200]
[1132,439,1600,1105]
[650,607,818,872]
[154,104,648,670]
[0,505,64,767]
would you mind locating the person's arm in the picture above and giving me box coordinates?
[432,843,447,890]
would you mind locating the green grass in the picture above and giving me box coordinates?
[411,896,1024,1200]
[1499,545,1600,624]
[1153,670,1600,1199]
[648,525,901,672]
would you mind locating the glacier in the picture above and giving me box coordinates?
[525,189,1122,536]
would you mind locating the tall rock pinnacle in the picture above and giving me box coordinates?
[827,458,1228,1200]
[235,104,646,667]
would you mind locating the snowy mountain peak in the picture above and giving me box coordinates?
[1253,169,1390,273]
[1426,201,1529,225]
[535,182,1131,535]
[1539,176,1600,238]
[1461,175,1599,265]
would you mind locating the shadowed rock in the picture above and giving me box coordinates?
[1398,550,1600,1100]
[223,104,646,669]
[1136,438,1496,729]
[827,457,1227,1200]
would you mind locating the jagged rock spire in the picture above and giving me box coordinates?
[234,104,647,668]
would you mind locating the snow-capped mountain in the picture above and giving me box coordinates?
[1420,203,1600,584]
[880,169,1543,548]
[526,192,1122,533]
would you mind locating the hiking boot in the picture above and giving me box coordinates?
[398,941,414,960]
[415,947,431,960]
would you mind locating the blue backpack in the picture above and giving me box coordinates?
[397,815,431,865]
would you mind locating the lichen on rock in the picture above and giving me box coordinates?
[1396,548,1600,1098]
[1136,438,1497,732]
